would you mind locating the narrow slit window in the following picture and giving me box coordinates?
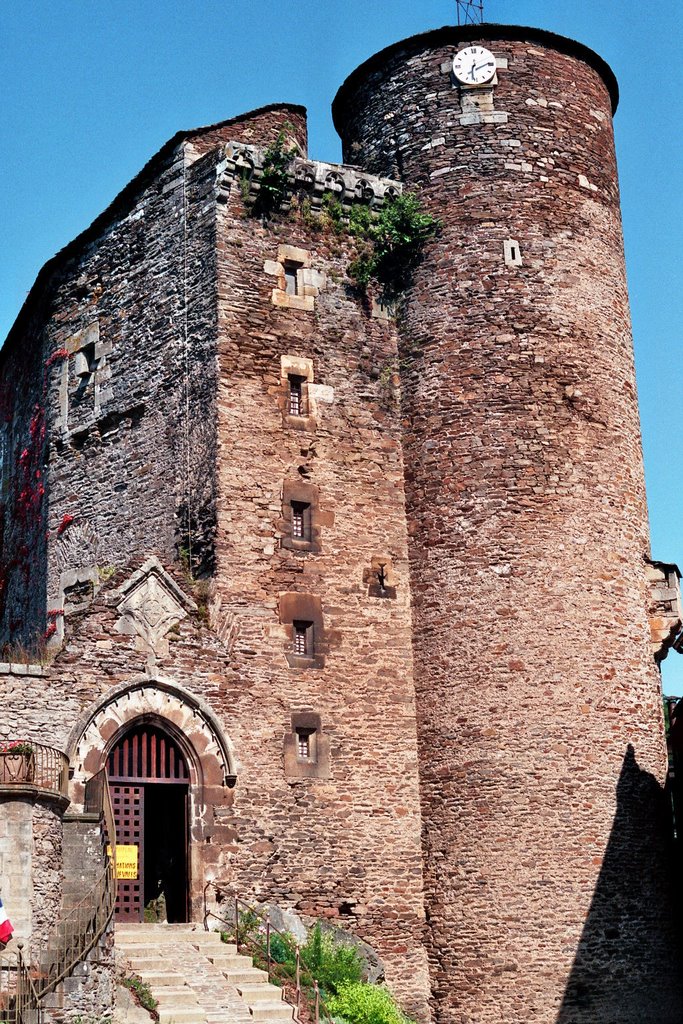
[284,261,302,296]
[297,729,312,759]
[291,500,310,540]
[503,238,523,268]
[293,620,312,656]
[288,375,305,417]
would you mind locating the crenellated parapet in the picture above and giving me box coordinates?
[218,142,401,214]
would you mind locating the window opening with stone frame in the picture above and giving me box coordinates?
[284,260,303,296]
[291,499,311,541]
[296,727,315,760]
[293,620,313,656]
[288,374,306,417]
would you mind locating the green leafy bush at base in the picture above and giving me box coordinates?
[300,922,363,997]
[327,982,413,1024]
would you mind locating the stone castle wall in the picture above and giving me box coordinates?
[0,105,304,649]
[211,164,429,1015]
[0,110,432,1019]
[334,26,681,1024]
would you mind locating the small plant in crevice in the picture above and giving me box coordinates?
[320,191,345,235]
[377,360,400,411]
[120,973,159,1020]
[239,170,251,204]
[294,195,320,232]
[1,630,56,666]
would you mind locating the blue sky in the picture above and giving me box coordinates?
[1,0,682,691]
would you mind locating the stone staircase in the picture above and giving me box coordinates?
[116,924,296,1024]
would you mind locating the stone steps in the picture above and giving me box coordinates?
[116,924,294,1024]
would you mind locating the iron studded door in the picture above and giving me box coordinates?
[111,784,144,921]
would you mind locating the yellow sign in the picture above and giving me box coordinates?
[108,844,139,880]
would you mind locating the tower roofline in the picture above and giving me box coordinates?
[1,102,307,359]
[332,22,619,131]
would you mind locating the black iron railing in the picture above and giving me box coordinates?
[203,882,333,1024]
[0,944,41,1024]
[31,770,116,997]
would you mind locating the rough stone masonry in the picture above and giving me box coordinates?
[1,20,681,1024]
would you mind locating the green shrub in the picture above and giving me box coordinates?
[268,930,297,965]
[328,982,412,1024]
[253,131,298,217]
[300,923,363,997]
[348,192,439,294]
[321,191,344,234]
[348,203,373,238]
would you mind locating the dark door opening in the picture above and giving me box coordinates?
[107,720,190,923]
[143,783,188,923]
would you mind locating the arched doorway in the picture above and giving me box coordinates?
[107,719,189,923]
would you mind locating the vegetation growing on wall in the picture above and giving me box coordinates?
[348,192,440,294]
[251,130,299,219]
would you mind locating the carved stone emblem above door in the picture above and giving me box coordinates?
[114,557,197,662]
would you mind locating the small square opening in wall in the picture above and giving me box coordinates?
[280,592,325,669]
[75,343,96,379]
[284,261,302,296]
[503,238,523,268]
[296,728,315,760]
[284,712,330,779]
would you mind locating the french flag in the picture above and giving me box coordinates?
[0,898,13,944]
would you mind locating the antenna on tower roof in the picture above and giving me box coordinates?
[456,0,484,25]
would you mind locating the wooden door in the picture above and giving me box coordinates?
[108,722,190,923]
[111,783,144,921]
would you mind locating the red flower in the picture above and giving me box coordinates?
[57,514,74,535]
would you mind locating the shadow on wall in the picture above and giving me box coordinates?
[557,744,683,1024]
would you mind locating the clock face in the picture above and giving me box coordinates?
[452,45,497,86]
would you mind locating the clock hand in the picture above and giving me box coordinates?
[475,61,494,72]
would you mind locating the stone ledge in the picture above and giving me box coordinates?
[0,662,47,676]
[0,783,70,810]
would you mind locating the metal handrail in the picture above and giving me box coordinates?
[26,770,117,1000]
[0,742,68,798]
[203,882,333,1024]
[0,943,42,1024]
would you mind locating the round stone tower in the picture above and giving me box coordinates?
[334,24,682,1024]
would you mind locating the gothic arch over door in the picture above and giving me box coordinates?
[67,677,239,922]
